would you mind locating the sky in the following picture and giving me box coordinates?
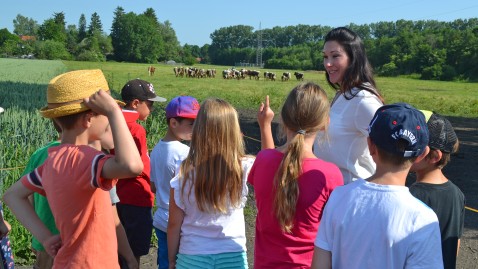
[1,0,478,46]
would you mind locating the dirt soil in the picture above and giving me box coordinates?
[16,110,478,269]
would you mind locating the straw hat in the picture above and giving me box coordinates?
[40,69,124,118]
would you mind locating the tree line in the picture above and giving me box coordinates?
[1,8,477,81]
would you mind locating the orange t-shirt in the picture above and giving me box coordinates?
[22,144,119,269]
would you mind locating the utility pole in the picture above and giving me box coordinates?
[256,22,263,68]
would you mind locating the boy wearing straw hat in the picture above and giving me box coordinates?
[4,69,143,269]
[115,79,166,266]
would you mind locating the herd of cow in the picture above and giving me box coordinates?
[173,66,217,78]
[148,66,305,81]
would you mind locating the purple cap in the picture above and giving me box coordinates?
[166,96,200,119]
[369,103,429,157]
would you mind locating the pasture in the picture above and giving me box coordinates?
[1,58,477,265]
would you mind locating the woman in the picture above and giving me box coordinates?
[313,27,384,184]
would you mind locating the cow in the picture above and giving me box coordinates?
[248,70,260,80]
[148,66,156,76]
[281,72,291,81]
[294,72,304,81]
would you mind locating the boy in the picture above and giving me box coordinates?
[21,121,61,269]
[311,103,443,269]
[116,79,166,265]
[410,111,465,269]
[3,69,143,269]
[150,96,199,269]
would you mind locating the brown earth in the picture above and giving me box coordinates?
[16,110,478,269]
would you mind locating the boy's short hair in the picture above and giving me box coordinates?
[369,103,429,161]
[40,69,124,119]
[421,110,459,168]
[165,96,200,120]
[121,79,166,103]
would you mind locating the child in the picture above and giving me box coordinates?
[21,121,61,269]
[116,79,166,265]
[409,111,465,269]
[167,98,255,269]
[3,69,143,269]
[248,82,343,268]
[150,96,200,269]
[311,103,443,269]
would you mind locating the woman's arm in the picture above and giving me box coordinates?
[167,189,185,269]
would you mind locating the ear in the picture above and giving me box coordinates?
[170,118,179,129]
[130,99,140,109]
[414,146,431,164]
[367,137,377,156]
[82,112,94,128]
[427,148,443,164]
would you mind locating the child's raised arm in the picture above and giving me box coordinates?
[257,95,275,149]
[3,181,61,256]
[84,90,143,179]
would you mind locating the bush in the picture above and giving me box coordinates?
[76,50,106,62]
[34,40,72,60]
[440,65,457,81]
[421,64,442,80]
[379,62,399,77]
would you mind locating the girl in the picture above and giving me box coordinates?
[313,27,385,184]
[249,82,343,268]
[167,98,255,269]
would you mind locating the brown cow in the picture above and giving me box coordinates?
[148,66,156,76]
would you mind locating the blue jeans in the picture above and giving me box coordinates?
[155,228,168,269]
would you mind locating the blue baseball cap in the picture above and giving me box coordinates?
[166,96,200,119]
[369,103,429,157]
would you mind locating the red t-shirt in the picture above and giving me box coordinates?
[247,149,343,268]
[22,144,119,269]
[114,110,154,207]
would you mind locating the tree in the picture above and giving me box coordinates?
[13,14,38,36]
[66,24,78,54]
[37,14,66,44]
[88,12,103,36]
[78,14,87,42]
[157,20,180,61]
[110,11,163,63]
[0,29,21,56]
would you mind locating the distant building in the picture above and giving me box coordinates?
[19,35,36,42]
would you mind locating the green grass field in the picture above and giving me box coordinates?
[0,58,477,264]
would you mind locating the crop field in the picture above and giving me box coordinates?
[1,58,477,265]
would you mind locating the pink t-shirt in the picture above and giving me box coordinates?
[22,144,119,269]
[247,149,343,268]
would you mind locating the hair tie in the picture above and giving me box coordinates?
[297,130,306,135]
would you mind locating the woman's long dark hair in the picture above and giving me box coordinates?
[324,27,384,103]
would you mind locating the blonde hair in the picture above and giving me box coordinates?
[274,82,329,233]
[180,98,245,213]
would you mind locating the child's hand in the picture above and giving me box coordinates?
[43,234,62,257]
[258,95,274,128]
[84,90,120,116]
[0,220,11,238]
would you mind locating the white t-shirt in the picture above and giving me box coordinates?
[315,179,443,269]
[313,88,382,184]
[150,140,190,232]
[170,157,255,255]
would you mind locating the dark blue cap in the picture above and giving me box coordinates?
[368,103,429,157]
